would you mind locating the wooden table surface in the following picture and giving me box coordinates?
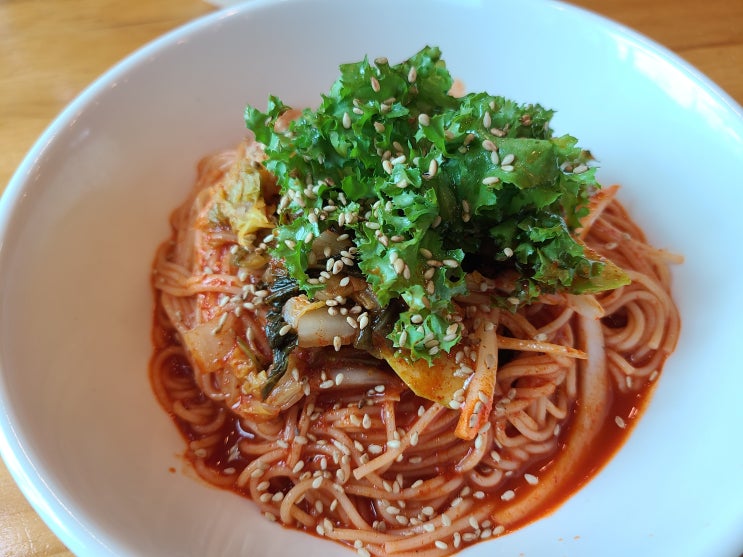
[0,0,741,555]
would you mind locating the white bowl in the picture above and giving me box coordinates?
[1,1,742,556]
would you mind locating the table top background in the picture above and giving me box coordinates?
[0,0,741,555]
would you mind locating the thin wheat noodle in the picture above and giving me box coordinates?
[150,146,682,556]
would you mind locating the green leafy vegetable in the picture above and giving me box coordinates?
[261,276,301,396]
[245,46,629,364]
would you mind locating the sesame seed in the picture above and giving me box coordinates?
[615,416,627,428]
[399,330,408,346]
[342,112,351,129]
[501,153,515,166]
[393,258,405,275]
[442,259,459,268]
[279,324,292,336]
[370,76,380,92]
[418,113,430,126]
[434,541,448,550]
[525,473,539,485]
[382,159,393,174]
[368,444,383,454]
[387,439,401,449]
[474,434,484,449]
[408,65,417,83]
[501,490,515,501]
[374,121,385,133]
[482,176,500,185]
[292,461,305,474]
[573,163,588,174]
[482,139,497,152]
[483,111,492,128]
[501,164,514,172]
[427,158,439,178]
[320,379,335,389]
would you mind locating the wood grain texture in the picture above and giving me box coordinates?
[0,0,740,555]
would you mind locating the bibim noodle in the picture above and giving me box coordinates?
[150,137,681,556]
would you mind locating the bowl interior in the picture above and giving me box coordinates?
[1,0,742,556]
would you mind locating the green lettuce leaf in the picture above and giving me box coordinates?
[244,45,630,363]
